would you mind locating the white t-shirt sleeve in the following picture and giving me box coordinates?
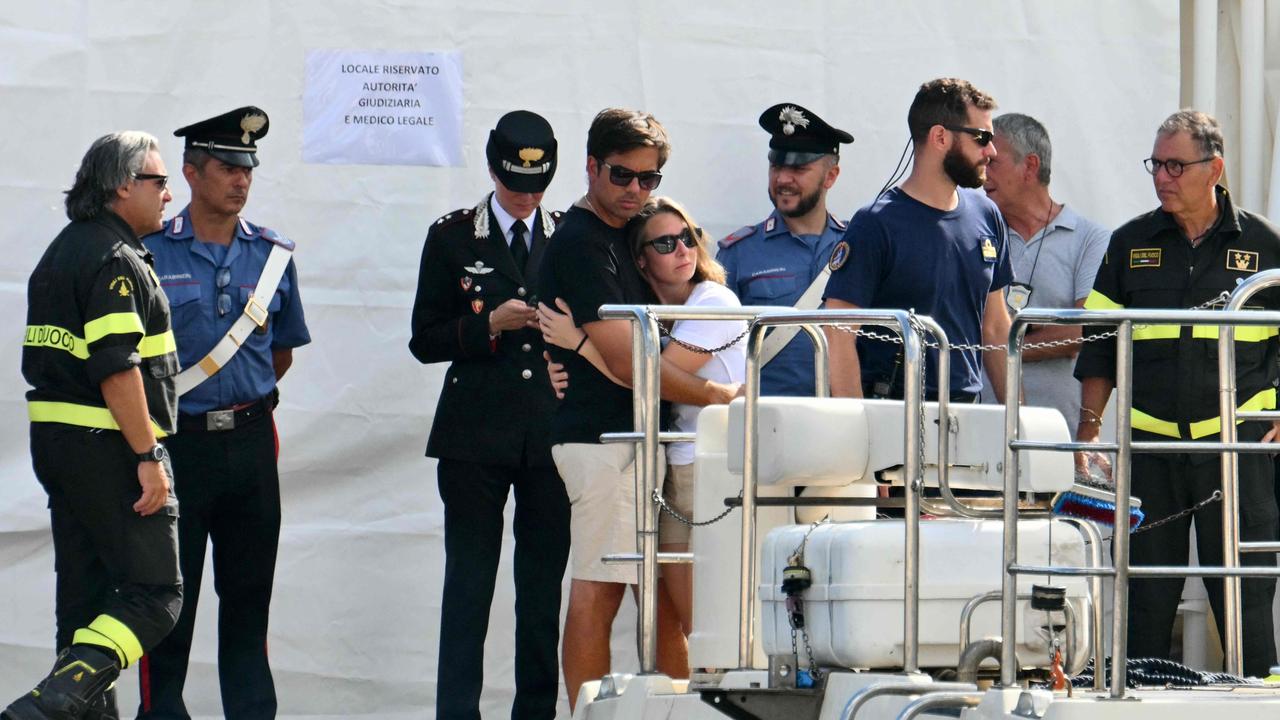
[670,282,746,350]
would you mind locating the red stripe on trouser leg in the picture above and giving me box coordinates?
[139,654,152,711]
[272,416,279,459]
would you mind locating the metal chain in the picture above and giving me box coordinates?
[831,291,1233,354]
[648,309,750,355]
[790,519,827,681]
[1130,490,1223,536]
[652,487,739,527]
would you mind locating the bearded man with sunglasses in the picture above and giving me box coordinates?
[138,107,310,719]
[538,108,739,710]
[824,78,1013,405]
[718,103,853,397]
[1074,109,1280,676]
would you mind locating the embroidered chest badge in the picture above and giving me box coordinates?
[1228,249,1259,272]
[1129,248,1162,268]
[980,237,997,261]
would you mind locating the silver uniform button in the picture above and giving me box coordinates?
[521,369,533,380]
[521,343,532,352]
[517,287,527,297]
[451,377,458,384]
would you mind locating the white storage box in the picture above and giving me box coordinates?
[759,519,1090,671]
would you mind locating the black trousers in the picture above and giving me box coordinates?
[1127,424,1279,677]
[30,422,182,658]
[138,411,280,720]
[435,458,570,720]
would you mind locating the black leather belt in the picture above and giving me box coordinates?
[178,394,274,433]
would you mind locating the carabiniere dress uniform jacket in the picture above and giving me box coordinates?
[409,196,564,468]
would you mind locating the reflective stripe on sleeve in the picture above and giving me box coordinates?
[1084,290,1123,311]
[137,330,176,358]
[23,325,88,359]
[28,401,169,438]
[83,312,145,344]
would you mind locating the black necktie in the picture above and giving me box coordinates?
[510,219,529,273]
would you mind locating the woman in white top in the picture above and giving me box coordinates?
[540,196,746,638]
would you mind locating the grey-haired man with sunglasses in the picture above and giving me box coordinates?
[1075,109,1280,676]
[978,113,1109,426]
[139,106,310,718]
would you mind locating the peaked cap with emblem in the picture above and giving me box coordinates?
[174,106,270,168]
[759,102,853,167]
[486,110,557,193]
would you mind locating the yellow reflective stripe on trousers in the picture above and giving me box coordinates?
[83,312,145,344]
[72,614,144,668]
[1130,387,1276,439]
[23,325,89,359]
[28,401,169,438]
[1084,290,1123,310]
[1133,325,1278,342]
[138,329,176,358]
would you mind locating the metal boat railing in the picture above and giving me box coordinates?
[598,304,957,675]
[1000,268,1280,696]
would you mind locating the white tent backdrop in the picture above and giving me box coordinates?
[0,2,1177,717]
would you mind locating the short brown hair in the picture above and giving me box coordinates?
[587,108,671,168]
[907,78,996,144]
[627,197,725,285]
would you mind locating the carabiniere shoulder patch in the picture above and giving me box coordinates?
[829,240,850,271]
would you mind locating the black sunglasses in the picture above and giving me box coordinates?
[132,172,169,190]
[643,228,699,254]
[601,160,662,191]
[1143,156,1214,178]
[942,125,994,147]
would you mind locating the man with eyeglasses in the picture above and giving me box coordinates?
[138,107,310,718]
[1074,109,1280,676]
[978,113,1110,426]
[7,132,180,720]
[718,103,852,397]
[537,108,739,710]
[409,110,568,720]
[824,78,1013,405]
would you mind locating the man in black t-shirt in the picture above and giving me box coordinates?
[539,108,738,709]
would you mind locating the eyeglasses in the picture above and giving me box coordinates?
[216,267,233,317]
[600,160,663,191]
[1143,156,1214,178]
[643,228,699,254]
[132,173,169,190]
[942,125,994,147]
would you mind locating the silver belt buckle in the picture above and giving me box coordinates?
[206,409,235,431]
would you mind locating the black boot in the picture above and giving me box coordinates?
[2,645,120,720]
[83,685,119,720]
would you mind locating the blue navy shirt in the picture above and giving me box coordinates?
[717,209,846,396]
[824,188,1012,397]
[144,207,310,415]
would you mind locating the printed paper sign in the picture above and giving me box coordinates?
[303,49,463,166]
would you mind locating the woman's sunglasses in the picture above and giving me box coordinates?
[643,228,699,254]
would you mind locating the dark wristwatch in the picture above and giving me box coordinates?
[136,443,168,464]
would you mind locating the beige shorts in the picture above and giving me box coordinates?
[658,462,696,546]
[552,443,666,584]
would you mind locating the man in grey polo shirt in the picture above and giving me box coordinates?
[980,113,1109,425]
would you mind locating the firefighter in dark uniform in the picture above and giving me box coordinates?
[409,110,569,720]
[1075,109,1280,676]
[138,108,310,719]
[6,131,181,720]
